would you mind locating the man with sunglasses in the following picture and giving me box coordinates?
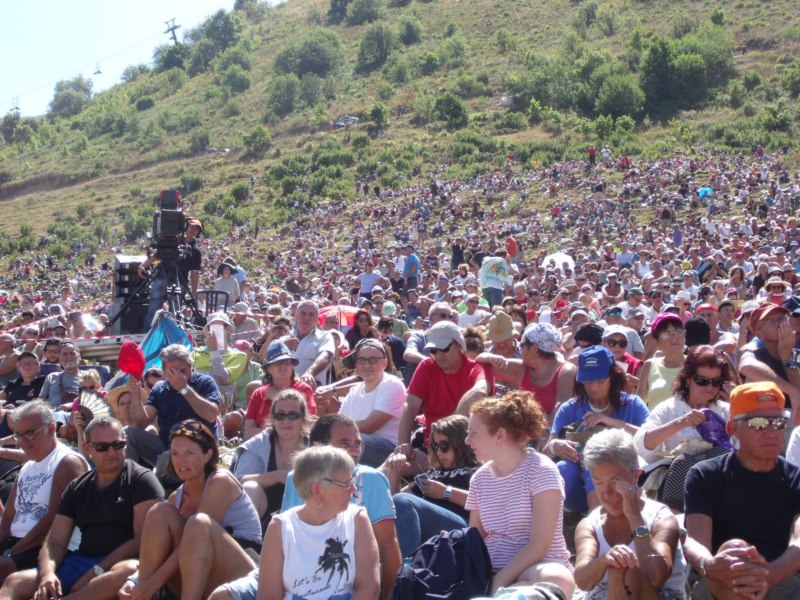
[0,402,87,585]
[396,322,489,474]
[684,382,800,600]
[0,416,164,600]
[739,303,800,420]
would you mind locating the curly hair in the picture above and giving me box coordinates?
[573,364,628,410]
[672,344,731,402]
[470,390,547,444]
[428,415,478,469]
[463,325,486,356]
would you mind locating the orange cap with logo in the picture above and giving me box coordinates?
[729,381,786,418]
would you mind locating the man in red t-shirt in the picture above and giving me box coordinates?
[394,321,489,474]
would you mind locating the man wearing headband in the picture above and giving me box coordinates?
[684,382,800,599]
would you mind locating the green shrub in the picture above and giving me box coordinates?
[595,74,645,119]
[136,97,155,111]
[346,0,385,25]
[268,74,300,116]
[398,17,422,45]
[222,65,251,93]
[433,92,468,128]
[231,183,251,204]
[743,70,762,91]
[357,23,396,72]
[593,114,614,139]
[243,125,272,155]
[188,130,210,154]
[274,28,344,77]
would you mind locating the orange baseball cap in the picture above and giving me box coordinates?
[729,381,786,418]
[747,302,788,334]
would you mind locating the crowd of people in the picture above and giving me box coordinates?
[0,145,796,599]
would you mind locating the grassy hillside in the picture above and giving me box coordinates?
[0,0,798,261]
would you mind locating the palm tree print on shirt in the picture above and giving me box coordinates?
[315,537,351,586]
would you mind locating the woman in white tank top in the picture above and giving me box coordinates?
[258,446,379,600]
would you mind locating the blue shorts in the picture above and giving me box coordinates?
[222,568,259,600]
[56,551,103,593]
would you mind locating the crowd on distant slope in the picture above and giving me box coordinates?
[0,146,798,598]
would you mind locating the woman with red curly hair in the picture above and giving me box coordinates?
[465,391,575,599]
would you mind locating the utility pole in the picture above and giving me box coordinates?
[10,97,19,113]
[164,19,181,45]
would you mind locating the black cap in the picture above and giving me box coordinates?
[685,316,710,347]
[574,323,604,345]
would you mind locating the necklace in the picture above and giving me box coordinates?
[588,401,609,413]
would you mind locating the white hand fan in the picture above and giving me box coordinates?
[74,391,113,423]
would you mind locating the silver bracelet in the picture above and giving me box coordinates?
[126,575,139,586]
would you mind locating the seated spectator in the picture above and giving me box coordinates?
[345,309,378,350]
[383,415,478,557]
[637,314,687,408]
[244,342,315,441]
[479,322,577,417]
[486,310,520,359]
[377,317,407,378]
[0,416,164,600]
[601,325,642,392]
[215,446,380,600]
[192,313,248,409]
[0,351,44,407]
[466,391,575,598]
[633,345,733,511]
[124,344,221,474]
[232,389,309,523]
[40,342,83,408]
[77,369,105,396]
[119,419,260,600]
[337,339,406,467]
[0,402,87,583]
[395,321,489,475]
[574,429,687,599]
[219,414,401,598]
[684,381,800,599]
[213,261,240,306]
[548,346,649,513]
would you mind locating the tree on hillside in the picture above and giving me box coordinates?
[48,76,93,119]
[269,74,300,116]
[346,0,385,25]
[357,23,396,73]
[1,111,21,145]
[328,0,351,24]
[198,10,243,54]
[153,43,190,72]
[594,74,644,119]
[434,92,468,128]
[639,37,676,112]
[274,28,344,78]
[121,64,150,83]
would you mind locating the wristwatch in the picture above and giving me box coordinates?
[443,486,453,499]
[785,359,799,370]
[631,525,650,538]
[179,385,190,396]
[93,565,105,576]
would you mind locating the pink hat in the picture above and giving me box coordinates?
[231,340,252,352]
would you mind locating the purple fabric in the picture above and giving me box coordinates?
[696,408,734,451]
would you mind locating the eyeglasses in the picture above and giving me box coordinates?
[273,411,303,421]
[692,374,726,388]
[323,477,355,489]
[12,424,47,443]
[734,416,789,431]
[18,361,38,368]
[356,356,384,367]
[604,338,628,349]
[658,329,686,341]
[87,440,127,452]
[429,342,455,355]
[430,439,451,453]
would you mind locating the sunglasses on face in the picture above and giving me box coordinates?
[87,440,127,452]
[692,374,726,388]
[734,416,789,431]
[355,355,383,366]
[273,411,303,421]
[81,385,96,391]
[429,342,455,355]
[430,439,451,453]
[604,338,628,349]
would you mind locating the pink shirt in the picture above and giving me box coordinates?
[465,450,571,571]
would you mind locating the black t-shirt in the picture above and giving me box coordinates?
[57,460,164,557]
[177,239,202,283]
[685,453,800,561]
[3,376,45,407]
[408,466,477,521]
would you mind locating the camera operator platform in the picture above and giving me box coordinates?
[102,190,205,335]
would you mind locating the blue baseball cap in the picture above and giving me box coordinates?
[576,345,615,383]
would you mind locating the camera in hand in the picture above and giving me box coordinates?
[152,190,189,263]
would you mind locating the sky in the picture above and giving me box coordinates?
[0,0,241,117]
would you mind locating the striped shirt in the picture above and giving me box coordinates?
[465,450,571,571]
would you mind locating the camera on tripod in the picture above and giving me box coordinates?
[152,190,189,263]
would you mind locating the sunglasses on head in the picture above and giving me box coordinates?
[606,309,622,316]
[429,342,455,355]
[604,338,628,349]
[273,411,303,421]
[692,374,726,388]
[87,440,127,452]
[734,416,789,431]
[430,439,451,453]
[170,419,212,437]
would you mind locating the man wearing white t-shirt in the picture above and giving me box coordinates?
[338,339,406,467]
[356,262,382,299]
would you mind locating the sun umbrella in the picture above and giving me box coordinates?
[318,305,360,328]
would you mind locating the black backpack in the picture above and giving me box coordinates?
[389,527,492,600]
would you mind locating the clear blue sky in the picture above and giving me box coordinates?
[0,0,242,117]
